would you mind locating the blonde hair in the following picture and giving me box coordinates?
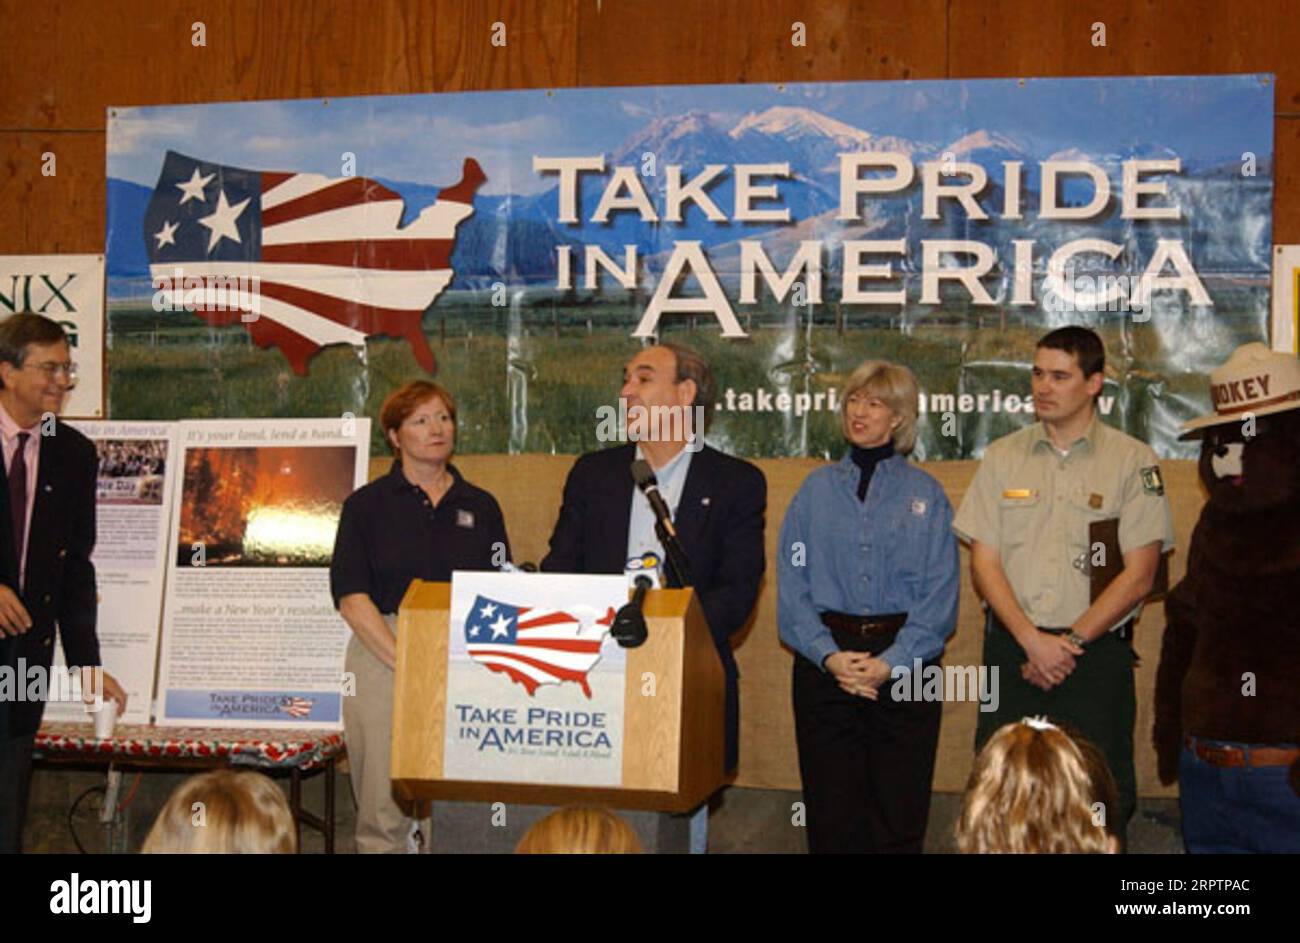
[141,769,296,854]
[955,720,1112,854]
[515,805,643,854]
[841,360,920,453]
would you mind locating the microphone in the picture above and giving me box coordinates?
[629,459,694,588]
[610,575,651,648]
[631,460,678,538]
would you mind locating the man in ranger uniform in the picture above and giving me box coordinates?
[953,326,1174,841]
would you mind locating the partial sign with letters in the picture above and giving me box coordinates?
[0,254,104,418]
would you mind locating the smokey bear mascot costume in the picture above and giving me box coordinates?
[1155,343,1300,853]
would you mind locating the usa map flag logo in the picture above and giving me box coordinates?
[464,594,616,698]
[144,150,484,375]
[279,696,314,719]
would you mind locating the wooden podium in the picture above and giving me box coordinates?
[390,580,729,813]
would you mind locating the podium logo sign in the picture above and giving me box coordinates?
[464,595,616,697]
[445,572,628,786]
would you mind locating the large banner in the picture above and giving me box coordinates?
[0,254,104,418]
[105,76,1273,459]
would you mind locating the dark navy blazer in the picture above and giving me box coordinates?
[541,443,766,775]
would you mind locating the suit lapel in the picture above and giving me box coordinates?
[0,431,21,587]
[599,444,636,570]
[674,445,715,555]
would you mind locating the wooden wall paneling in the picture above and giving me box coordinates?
[0,132,104,254]
[0,0,580,131]
[949,0,1299,103]
[1275,117,1300,244]
[576,0,948,87]
[425,0,580,93]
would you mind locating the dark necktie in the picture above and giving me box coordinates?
[9,432,28,574]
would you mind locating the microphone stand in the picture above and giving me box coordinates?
[654,519,694,589]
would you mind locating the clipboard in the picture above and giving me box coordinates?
[1089,518,1169,604]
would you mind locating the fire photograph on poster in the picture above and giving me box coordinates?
[174,445,355,567]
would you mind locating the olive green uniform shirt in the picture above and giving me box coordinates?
[952,415,1174,630]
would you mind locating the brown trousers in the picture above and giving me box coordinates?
[342,622,431,853]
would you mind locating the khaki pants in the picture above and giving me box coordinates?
[343,623,431,853]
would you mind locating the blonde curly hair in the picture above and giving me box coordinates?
[955,720,1117,854]
[141,769,296,854]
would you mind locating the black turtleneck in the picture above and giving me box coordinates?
[850,441,895,501]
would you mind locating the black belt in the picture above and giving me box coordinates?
[820,610,908,637]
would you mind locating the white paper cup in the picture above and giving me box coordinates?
[91,699,118,739]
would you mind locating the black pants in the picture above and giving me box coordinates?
[792,646,942,854]
[0,733,37,853]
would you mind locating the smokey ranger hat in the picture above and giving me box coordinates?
[1180,342,1300,435]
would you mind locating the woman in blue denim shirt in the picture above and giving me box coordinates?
[778,360,960,853]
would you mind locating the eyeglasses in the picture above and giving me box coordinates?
[23,361,78,385]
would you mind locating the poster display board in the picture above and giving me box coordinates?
[154,417,369,728]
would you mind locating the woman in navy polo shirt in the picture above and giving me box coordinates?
[330,380,509,853]
[777,360,959,854]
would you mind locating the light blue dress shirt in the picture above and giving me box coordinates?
[777,452,960,671]
[626,445,694,570]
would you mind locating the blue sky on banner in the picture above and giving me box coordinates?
[108,75,1271,195]
[106,75,1273,293]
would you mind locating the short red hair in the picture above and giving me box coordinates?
[380,380,457,454]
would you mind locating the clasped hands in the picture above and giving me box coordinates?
[825,651,892,699]
[1020,630,1085,691]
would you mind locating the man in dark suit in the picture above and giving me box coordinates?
[0,313,125,852]
[541,341,766,778]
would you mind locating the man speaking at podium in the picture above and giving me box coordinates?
[542,342,766,848]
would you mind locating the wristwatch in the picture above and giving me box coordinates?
[1066,630,1088,648]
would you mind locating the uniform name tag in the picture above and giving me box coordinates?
[1002,488,1035,499]
[456,510,475,528]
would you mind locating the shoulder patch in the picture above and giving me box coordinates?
[1140,465,1164,496]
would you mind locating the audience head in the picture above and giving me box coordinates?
[956,717,1120,854]
[141,769,296,854]
[515,805,643,854]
